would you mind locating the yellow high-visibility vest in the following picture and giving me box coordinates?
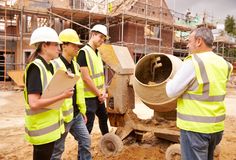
[80,45,105,98]
[51,57,86,123]
[177,52,233,133]
[24,58,65,145]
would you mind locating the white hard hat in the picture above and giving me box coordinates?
[91,24,109,39]
[30,26,62,46]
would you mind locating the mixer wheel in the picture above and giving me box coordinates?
[165,143,181,160]
[99,132,123,156]
[165,144,220,160]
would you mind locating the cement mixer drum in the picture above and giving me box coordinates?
[133,53,183,112]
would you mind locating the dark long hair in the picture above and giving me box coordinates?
[27,43,43,64]
[27,42,51,64]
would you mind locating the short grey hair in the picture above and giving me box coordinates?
[192,27,214,47]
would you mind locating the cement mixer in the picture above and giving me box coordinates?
[133,52,182,114]
[97,45,219,159]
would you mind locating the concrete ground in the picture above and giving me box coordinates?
[0,87,236,160]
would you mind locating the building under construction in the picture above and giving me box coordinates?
[0,0,235,86]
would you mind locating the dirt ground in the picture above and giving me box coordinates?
[0,85,236,160]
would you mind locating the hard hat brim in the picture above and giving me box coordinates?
[105,35,110,40]
[30,40,62,46]
[101,33,110,40]
[57,40,63,44]
[71,41,84,45]
[90,29,109,40]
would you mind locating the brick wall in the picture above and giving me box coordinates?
[109,22,172,49]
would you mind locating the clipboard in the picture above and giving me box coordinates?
[41,69,79,109]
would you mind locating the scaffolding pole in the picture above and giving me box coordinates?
[4,0,7,83]
[48,11,90,30]
[105,11,109,41]
[71,9,73,28]
[135,20,138,63]
[159,0,163,53]
[171,0,175,55]
[144,0,147,54]
[49,5,52,27]
[20,1,23,69]
[89,12,91,29]
[121,0,124,46]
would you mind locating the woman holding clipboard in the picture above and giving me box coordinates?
[24,26,74,160]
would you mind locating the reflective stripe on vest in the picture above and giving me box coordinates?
[25,60,50,115]
[51,59,74,122]
[179,54,230,122]
[182,55,230,102]
[177,112,225,123]
[34,60,48,89]
[177,53,231,133]
[25,119,63,137]
[82,47,104,97]
[52,60,61,70]
[51,58,86,121]
[84,48,104,79]
[63,108,73,117]
[25,108,50,115]
[24,58,65,144]
[52,59,80,75]
[84,84,103,92]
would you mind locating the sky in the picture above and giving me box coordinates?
[165,0,236,23]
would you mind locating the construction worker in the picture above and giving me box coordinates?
[24,26,74,160]
[185,9,191,23]
[166,27,233,160]
[50,28,92,160]
[77,24,109,135]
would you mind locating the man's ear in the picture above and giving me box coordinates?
[61,44,66,50]
[42,43,47,48]
[91,32,95,38]
[196,37,202,47]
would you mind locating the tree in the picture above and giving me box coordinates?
[225,15,236,35]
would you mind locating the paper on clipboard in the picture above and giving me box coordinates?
[41,69,79,109]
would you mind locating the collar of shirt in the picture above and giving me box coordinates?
[36,55,53,73]
[87,44,98,55]
[59,55,75,73]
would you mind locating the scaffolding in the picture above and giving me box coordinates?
[214,38,236,64]
[0,0,109,86]
[0,0,192,85]
[1,0,234,88]
[51,0,193,62]
[106,0,193,63]
[0,1,18,84]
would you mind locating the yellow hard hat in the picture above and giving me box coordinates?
[59,29,83,45]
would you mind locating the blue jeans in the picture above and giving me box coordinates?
[51,113,92,160]
[180,129,223,160]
